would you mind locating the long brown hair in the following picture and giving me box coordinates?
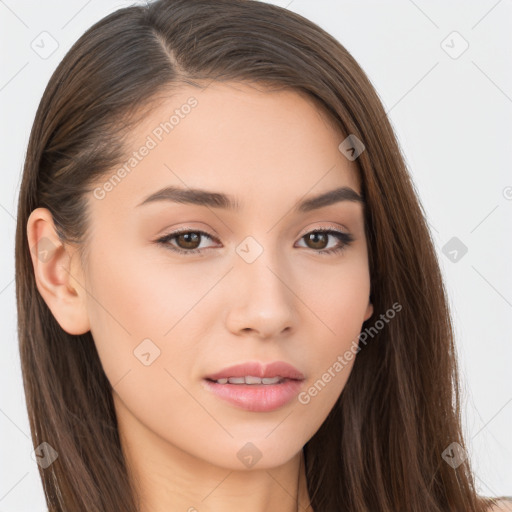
[15,0,502,510]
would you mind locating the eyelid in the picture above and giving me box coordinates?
[296,222,350,238]
[159,226,220,246]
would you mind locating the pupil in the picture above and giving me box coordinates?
[179,232,200,249]
[308,232,327,249]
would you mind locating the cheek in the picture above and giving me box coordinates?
[83,246,217,388]
[294,256,370,400]
[300,253,371,335]
[82,247,169,382]
[83,250,211,451]
[85,246,194,338]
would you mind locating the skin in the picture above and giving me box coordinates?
[28,82,373,512]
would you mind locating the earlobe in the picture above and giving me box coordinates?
[27,208,90,335]
[364,299,374,321]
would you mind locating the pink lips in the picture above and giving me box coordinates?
[204,361,305,381]
[203,361,305,412]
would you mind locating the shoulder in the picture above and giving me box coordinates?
[488,498,512,511]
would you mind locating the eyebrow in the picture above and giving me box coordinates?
[136,185,364,212]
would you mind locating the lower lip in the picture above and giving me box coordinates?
[202,378,304,412]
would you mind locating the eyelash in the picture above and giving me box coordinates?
[155,227,354,256]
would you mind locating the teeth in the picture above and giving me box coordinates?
[228,377,246,384]
[213,375,284,385]
[245,375,263,384]
[262,377,282,384]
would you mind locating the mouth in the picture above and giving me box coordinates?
[202,375,304,412]
[205,375,291,385]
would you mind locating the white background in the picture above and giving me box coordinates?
[1,1,511,510]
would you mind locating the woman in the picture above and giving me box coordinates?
[15,0,511,510]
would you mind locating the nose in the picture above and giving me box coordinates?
[224,244,297,340]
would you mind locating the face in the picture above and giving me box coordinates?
[63,82,373,470]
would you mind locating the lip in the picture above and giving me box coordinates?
[204,361,305,381]
[203,361,305,412]
[202,378,304,412]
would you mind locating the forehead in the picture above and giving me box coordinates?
[91,81,362,214]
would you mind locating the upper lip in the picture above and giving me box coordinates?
[205,361,305,381]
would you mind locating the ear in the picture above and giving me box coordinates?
[363,297,373,321]
[27,207,90,335]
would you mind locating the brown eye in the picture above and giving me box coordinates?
[175,232,201,250]
[157,229,218,255]
[296,229,354,255]
[304,231,329,250]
